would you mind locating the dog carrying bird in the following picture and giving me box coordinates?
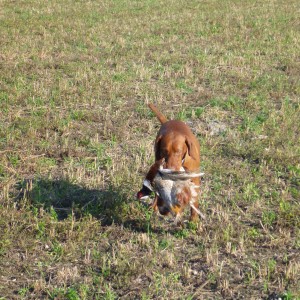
[137,103,205,223]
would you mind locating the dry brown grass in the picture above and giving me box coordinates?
[0,0,299,299]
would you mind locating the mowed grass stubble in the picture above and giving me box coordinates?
[0,0,299,299]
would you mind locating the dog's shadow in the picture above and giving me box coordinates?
[16,178,128,225]
[16,178,182,234]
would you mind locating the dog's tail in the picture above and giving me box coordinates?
[148,103,168,124]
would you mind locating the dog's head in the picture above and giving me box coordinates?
[155,133,198,171]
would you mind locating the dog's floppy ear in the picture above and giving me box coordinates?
[185,137,199,161]
[154,134,163,160]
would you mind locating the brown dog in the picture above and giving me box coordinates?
[137,103,201,222]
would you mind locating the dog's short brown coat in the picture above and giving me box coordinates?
[145,104,201,221]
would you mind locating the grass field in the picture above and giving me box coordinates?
[0,0,300,299]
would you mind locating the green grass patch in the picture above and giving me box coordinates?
[0,0,299,298]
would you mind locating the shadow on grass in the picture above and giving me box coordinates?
[16,178,128,225]
[16,178,165,233]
